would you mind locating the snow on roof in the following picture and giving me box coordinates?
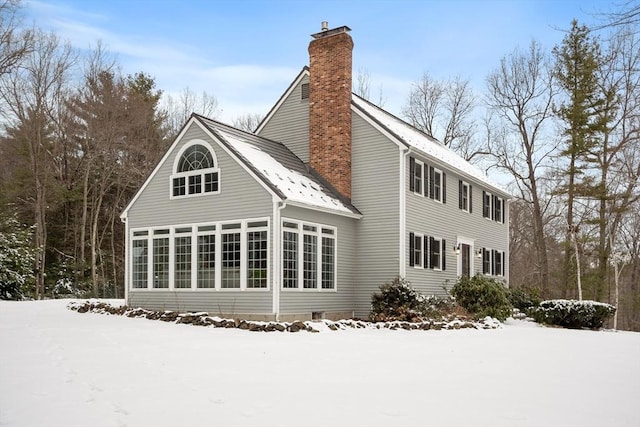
[352,96,507,194]
[212,127,355,215]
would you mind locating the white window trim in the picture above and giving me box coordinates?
[461,181,470,213]
[169,139,221,200]
[281,218,337,292]
[413,158,424,197]
[129,218,270,292]
[431,236,444,271]
[413,232,424,269]
[483,191,493,220]
[433,167,443,203]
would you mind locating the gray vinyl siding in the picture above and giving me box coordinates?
[257,75,310,162]
[127,124,273,227]
[405,154,509,296]
[351,113,401,318]
[278,205,357,315]
[126,122,274,314]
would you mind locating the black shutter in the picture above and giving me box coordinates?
[492,249,497,275]
[458,180,463,210]
[502,251,506,276]
[409,158,415,192]
[482,191,488,218]
[442,239,446,270]
[429,236,435,269]
[442,173,447,203]
[502,200,505,223]
[423,164,428,197]
[409,232,415,267]
[492,195,498,221]
[429,166,435,199]
[423,235,429,269]
[469,185,473,213]
[482,248,487,274]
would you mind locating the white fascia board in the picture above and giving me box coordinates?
[120,116,201,220]
[255,68,309,134]
[285,200,363,219]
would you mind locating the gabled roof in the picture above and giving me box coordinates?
[193,114,361,217]
[351,94,510,198]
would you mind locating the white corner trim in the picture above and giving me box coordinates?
[399,148,408,278]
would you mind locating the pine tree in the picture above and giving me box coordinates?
[553,20,606,299]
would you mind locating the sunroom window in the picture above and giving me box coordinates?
[171,143,220,198]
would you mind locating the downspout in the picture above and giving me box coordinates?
[272,198,286,321]
[121,216,129,304]
[399,148,410,278]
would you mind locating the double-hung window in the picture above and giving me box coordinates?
[459,180,472,212]
[410,158,424,195]
[152,229,170,288]
[221,224,241,289]
[174,227,192,289]
[132,231,149,289]
[171,142,220,198]
[282,220,336,290]
[197,225,216,288]
[247,221,268,289]
[430,237,443,270]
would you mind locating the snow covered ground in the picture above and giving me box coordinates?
[1,300,638,427]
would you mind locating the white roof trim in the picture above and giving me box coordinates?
[285,201,363,219]
[255,68,309,134]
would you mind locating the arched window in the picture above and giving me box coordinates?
[171,141,220,198]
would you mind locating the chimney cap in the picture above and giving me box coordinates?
[311,24,351,39]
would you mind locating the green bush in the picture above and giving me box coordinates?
[508,287,541,313]
[370,277,425,322]
[0,215,36,300]
[531,299,616,329]
[450,275,512,321]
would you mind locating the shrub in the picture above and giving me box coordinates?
[531,299,616,329]
[508,287,541,313]
[450,275,512,321]
[0,215,36,300]
[370,277,426,322]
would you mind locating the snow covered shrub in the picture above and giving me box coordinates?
[370,277,457,322]
[450,275,512,321]
[0,215,36,300]
[370,277,425,322]
[531,300,616,329]
[507,287,541,313]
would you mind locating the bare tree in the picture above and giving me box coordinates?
[354,68,386,107]
[162,86,219,138]
[0,30,75,298]
[402,72,479,159]
[232,112,263,133]
[0,0,32,78]
[485,40,557,294]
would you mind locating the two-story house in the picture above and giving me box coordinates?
[120,23,511,321]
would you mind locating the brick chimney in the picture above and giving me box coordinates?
[308,22,353,200]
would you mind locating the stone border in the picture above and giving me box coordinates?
[67,301,502,333]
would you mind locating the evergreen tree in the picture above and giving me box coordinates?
[553,20,606,299]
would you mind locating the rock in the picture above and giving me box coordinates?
[273,324,286,332]
[289,321,306,332]
[237,320,249,330]
[248,323,263,332]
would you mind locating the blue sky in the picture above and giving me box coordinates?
[24,0,616,122]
